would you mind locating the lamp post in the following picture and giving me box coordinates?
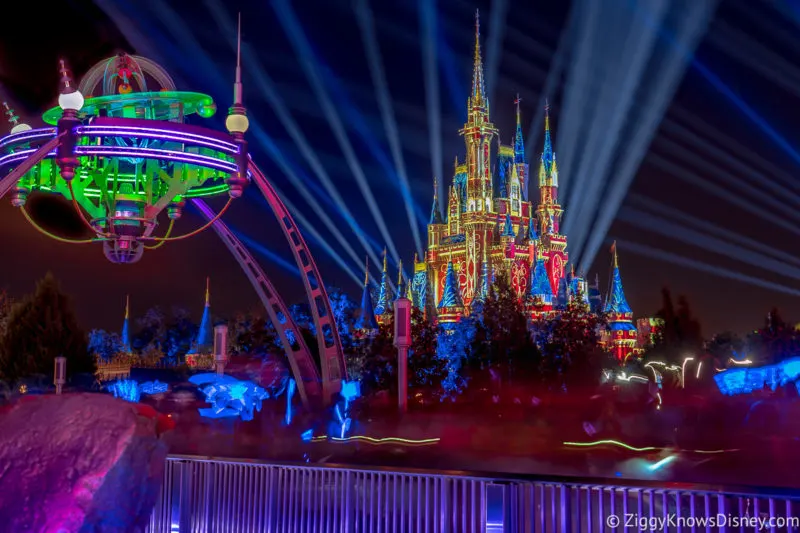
[54,356,66,395]
[213,324,229,375]
[393,296,412,413]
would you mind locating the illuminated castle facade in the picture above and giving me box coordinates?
[401,13,641,361]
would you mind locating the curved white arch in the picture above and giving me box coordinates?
[192,198,321,409]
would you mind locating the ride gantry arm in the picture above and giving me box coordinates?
[192,198,322,409]
[248,161,347,402]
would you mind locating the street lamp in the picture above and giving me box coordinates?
[54,356,66,395]
[394,296,412,413]
[213,324,229,375]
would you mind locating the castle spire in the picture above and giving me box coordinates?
[430,176,444,224]
[514,94,525,163]
[542,99,554,176]
[396,259,405,300]
[374,248,393,316]
[605,242,632,314]
[121,295,131,353]
[192,278,213,353]
[470,10,487,110]
[356,256,378,331]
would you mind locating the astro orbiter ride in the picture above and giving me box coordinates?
[0,30,346,407]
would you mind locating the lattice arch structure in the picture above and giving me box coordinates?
[0,136,347,408]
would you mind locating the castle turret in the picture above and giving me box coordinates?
[121,294,131,353]
[604,242,638,362]
[356,257,378,333]
[189,277,213,355]
[374,249,393,324]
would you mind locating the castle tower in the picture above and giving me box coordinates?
[374,249,393,325]
[121,294,132,353]
[536,102,568,293]
[356,257,378,333]
[605,242,637,362]
[459,10,499,305]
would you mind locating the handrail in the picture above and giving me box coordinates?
[164,453,800,500]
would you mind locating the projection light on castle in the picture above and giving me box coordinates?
[0,52,249,264]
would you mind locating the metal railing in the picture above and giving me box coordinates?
[149,455,800,532]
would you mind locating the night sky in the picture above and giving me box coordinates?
[1,0,798,336]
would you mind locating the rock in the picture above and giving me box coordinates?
[0,393,171,533]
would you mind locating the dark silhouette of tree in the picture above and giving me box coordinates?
[228,313,277,356]
[133,306,166,352]
[0,290,13,342]
[643,288,703,365]
[705,331,744,369]
[473,271,538,383]
[0,273,93,382]
[408,307,443,389]
[359,318,397,394]
[746,308,798,366]
[536,299,609,392]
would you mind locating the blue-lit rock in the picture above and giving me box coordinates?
[0,393,169,532]
[714,357,800,396]
[189,373,269,421]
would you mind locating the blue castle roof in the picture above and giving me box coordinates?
[604,266,632,314]
[438,261,464,309]
[530,258,553,303]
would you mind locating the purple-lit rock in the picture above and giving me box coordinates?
[0,393,170,533]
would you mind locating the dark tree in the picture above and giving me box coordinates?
[643,288,703,366]
[0,273,94,382]
[746,308,798,366]
[360,318,397,394]
[408,307,444,389]
[536,299,609,392]
[705,331,744,368]
[229,313,277,356]
[474,271,538,383]
[0,290,13,341]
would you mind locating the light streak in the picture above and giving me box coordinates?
[419,0,443,219]
[576,0,718,270]
[310,435,440,445]
[647,455,676,471]
[695,361,703,380]
[682,357,694,388]
[564,440,737,454]
[610,238,800,297]
[354,0,423,257]
[203,0,387,276]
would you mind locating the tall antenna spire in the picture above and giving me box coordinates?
[363,256,370,286]
[125,294,130,319]
[382,247,388,272]
[234,11,243,107]
[514,94,522,124]
[225,12,249,135]
[205,277,211,306]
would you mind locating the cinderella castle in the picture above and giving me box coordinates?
[357,12,659,362]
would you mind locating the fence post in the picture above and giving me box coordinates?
[486,483,507,532]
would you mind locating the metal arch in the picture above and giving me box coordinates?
[248,162,348,401]
[191,198,321,409]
